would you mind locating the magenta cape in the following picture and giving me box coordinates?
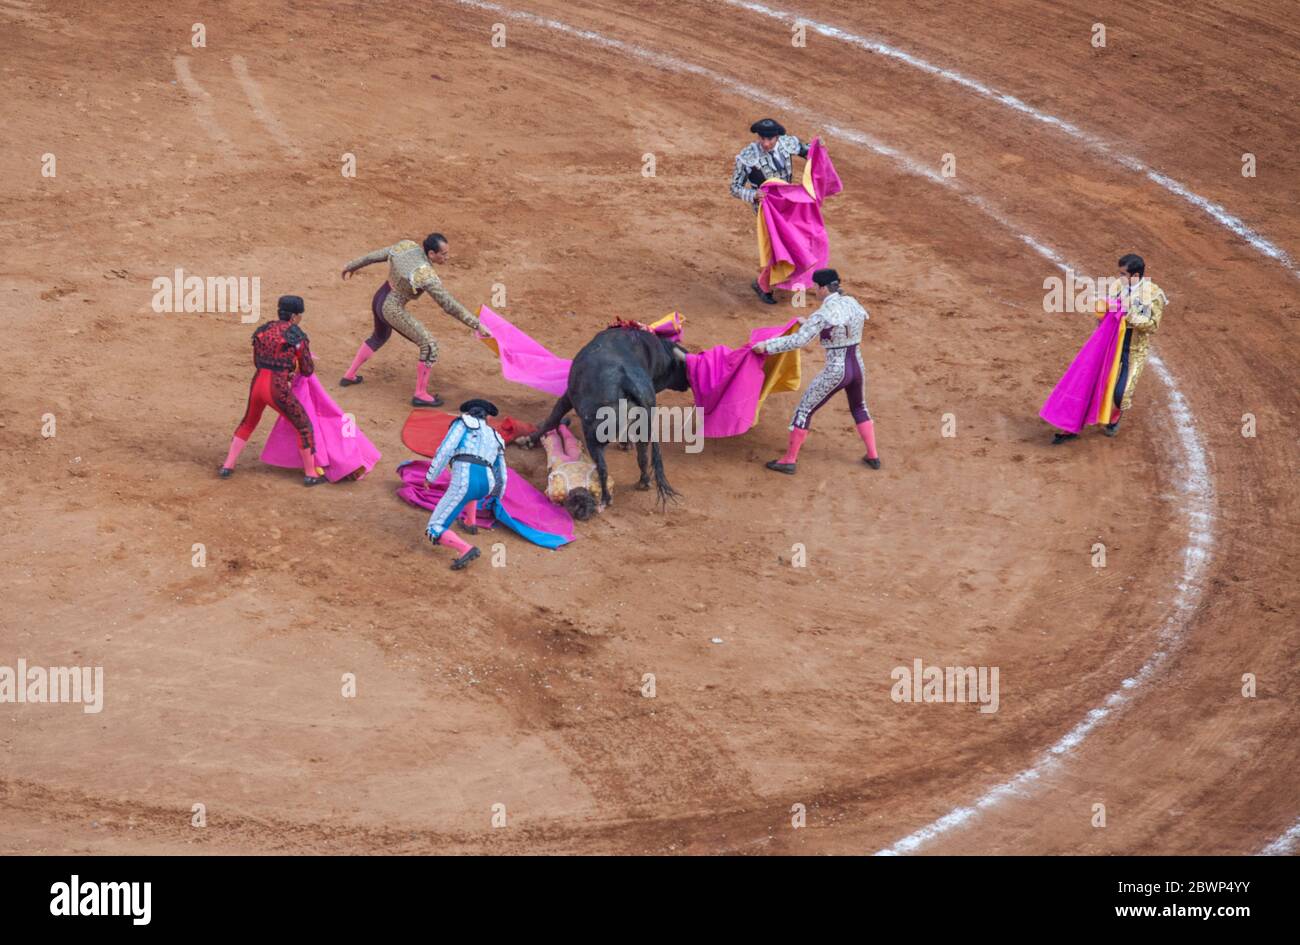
[476,309,800,438]
[1039,301,1125,433]
[476,307,683,396]
[396,459,576,546]
[477,306,572,397]
[760,137,844,291]
[262,373,382,481]
[685,318,802,437]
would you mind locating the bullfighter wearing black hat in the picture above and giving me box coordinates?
[423,398,507,570]
[731,117,809,304]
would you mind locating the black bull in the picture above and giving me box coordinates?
[526,327,690,507]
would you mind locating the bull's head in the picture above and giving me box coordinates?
[658,340,691,392]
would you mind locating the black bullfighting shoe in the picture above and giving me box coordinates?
[339,375,363,386]
[411,394,444,408]
[1051,432,1079,445]
[765,459,796,475]
[751,280,777,305]
[863,456,882,469]
[218,466,233,478]
[451,547,481,571]
[1103,418,1122,437]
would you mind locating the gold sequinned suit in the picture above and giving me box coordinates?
[542,426,612,504]
[342,239,480,363]
[1119,279,1167,411]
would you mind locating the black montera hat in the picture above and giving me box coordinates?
[750,118,786,137]
[460,398,499,418]
[277,294,305,315]
[812,268,841,287]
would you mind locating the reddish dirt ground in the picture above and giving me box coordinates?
[0,0,1295,854]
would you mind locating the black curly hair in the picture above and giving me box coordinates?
[564,487,598,521]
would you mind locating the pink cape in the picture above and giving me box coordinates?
[476,307,683,397]
[261,373,382,481]
[477,306,571,396]
[1039,301,1125,433]
[686,318,802,437]
[396,459,576,545]
[477,309,801,438]
[761,138,843,291]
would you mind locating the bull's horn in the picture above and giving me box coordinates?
[671,346,687,362]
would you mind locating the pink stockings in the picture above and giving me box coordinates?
[779,427,808,464]
[437,529,472,555]
[542,425,583,465]
[223,436,248,470]
[298,446,322,477]
[776,421,878,466]
[345,343,437,405]
[414,361,435,403]
[222,436,319,476]
[343,342,375,381]
[856,420,878,459]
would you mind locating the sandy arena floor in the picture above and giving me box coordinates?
[0,0,1296,854]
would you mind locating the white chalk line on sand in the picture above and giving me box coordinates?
[1259,817,1300,856]
[456,0,1061,267]
[878,350,1214,854]
[452,0,1217,853]
[175,56,296,159]
[726,0,1300,281]
[172,56,237,157]
[727,0,1297,858]
[230,55,296,154]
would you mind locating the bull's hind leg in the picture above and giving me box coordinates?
[635,441,652,491]
[582,421,613,508]
[624,375,679,508]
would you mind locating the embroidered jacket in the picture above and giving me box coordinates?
[730,134,807,207]
[547,461,611,503]
[251,320,314,375]
[342,239,480,330]
[426,414,508,495]
[762,292,868,354]
[1119,279,1167,334]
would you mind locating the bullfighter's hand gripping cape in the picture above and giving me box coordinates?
[755,137,844,291]
[1039,297,1130,434]
[475,307,801,438]
[262,373,382,480]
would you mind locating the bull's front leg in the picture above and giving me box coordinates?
[524,394,572,447]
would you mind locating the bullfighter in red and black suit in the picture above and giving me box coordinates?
[219,295,326,486]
